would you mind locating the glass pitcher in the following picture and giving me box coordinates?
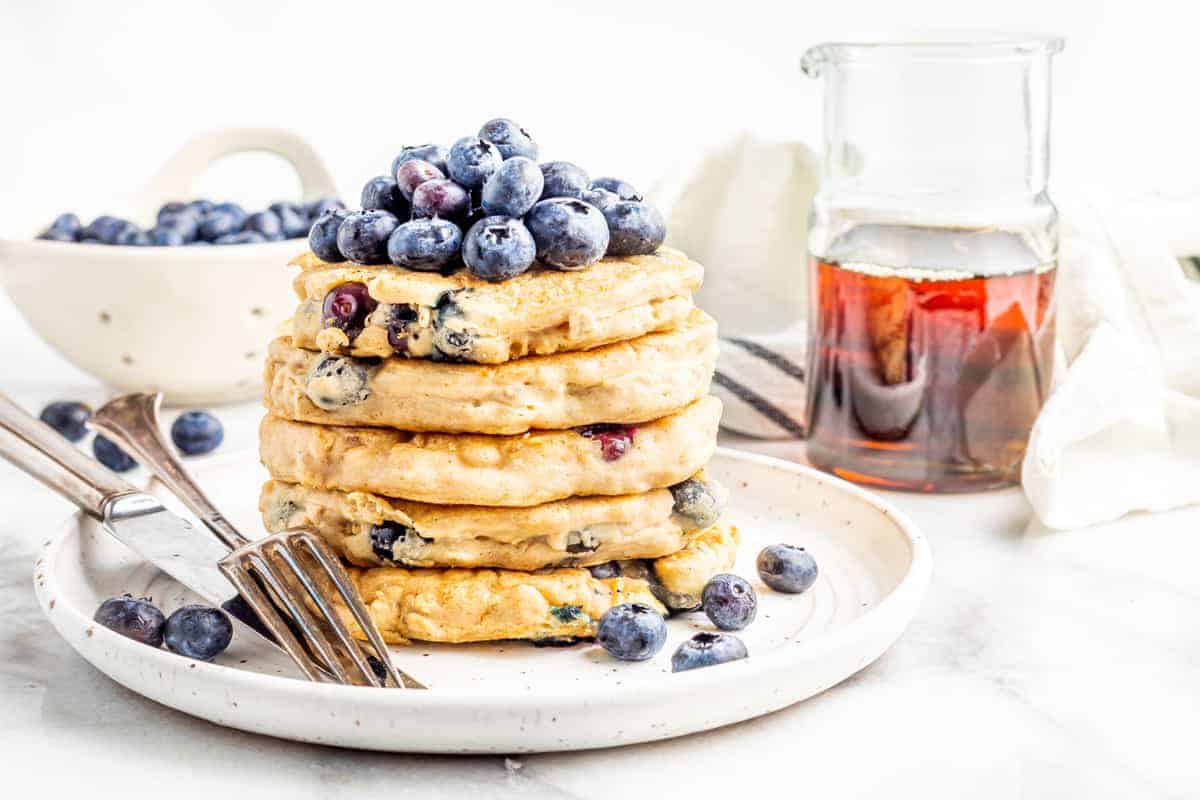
[801,35,1064,492]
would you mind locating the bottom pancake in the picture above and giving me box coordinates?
[346,522,739,644]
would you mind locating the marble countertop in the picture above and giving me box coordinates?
[1,314,1197,799]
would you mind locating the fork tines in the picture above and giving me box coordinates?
[219,530,423,689]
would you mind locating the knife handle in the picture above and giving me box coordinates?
[0,392,137,517]
[90,393,250,550]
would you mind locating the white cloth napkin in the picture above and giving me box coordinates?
[707,196,1200,529]
[1022,199,1200,528]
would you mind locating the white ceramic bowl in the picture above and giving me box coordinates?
[0,128,339,405]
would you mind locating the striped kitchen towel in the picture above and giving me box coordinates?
[714,322,808,440]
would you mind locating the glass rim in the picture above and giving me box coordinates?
[802,32,1064,76]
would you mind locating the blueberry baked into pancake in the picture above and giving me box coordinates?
[259,118,741,650]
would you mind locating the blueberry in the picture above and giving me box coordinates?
[186,199,215,217]
[156,201,188,222]
[604,200,666,256]
[392,143,450,176]
[170,410,224,456]
[304,196,345,219]
[94,595,165,647]
[669,478,721,529]
[411,178,471,220]
[588,562,620,580]
[394,159,445,201]
[387,218,462,271]
[671,632,748,672]
[478,118,538,160]
[147,227,184,246]
[386,304,421,354]
[481,157,544,218]
[337,210,400,264]
[93,435,137,472]
[369,521,431,562]
[156,211,200,243]
[308,207,350,261]
[198,203,247,241]
[269,201,304,218]
[524,198,609,270]
[360,175,408,217]
[446,137,503,189]
[596,602,667,661]
[241,210,283,240]
[701,574,757,631]
[431,291,474,360]
[39,400,91,442]
[115,226,151,246]
[582,187,620,212]
[83,215,136,245]
[590,177,643,201]
[539,161,589,200]
[163,605,233,661]
[214,231,267,244]
[306,355,371,409]
[756,544,818,594]
[463,216,536,281]
[38,213,81,242]
[322,282,378,339]
[576,423,636,461]
[274,204,311,239]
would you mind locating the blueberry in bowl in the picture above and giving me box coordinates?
[756,544,818,594]
[597,602,667,661]
[701,574,757,631]
[94,595,166,647]
[671,632,748,672]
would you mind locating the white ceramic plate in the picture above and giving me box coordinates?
[33,447,931,753]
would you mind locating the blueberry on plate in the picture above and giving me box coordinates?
[394,159,445,201]
[163,605,233,661]
[387,218,462,271]
[671,632,748,672]
[309,207,350,262]
[410,178,471,221]
[337,209,400,265]
[539,161,589,200]
[590,176,643,201]
[242,210,284,240]
[214,231,267,245]
[170,410,224,456]
[524,198,609,270]
[478,118,538,160]
[360,175,408,217]
[701,574,757,631]
[756,543,818,594]
[596,602,667,661]
[39,400,91,442]
[446,136,503,189]
[94,595,165,647]
[481,157,544,218]
[38,213,81,242]
[463,216,537,281]
[304,196,345,219]
[322,282,378,339]
[93,434,137,472]
[603,200,666,257]
[392,143,449,176]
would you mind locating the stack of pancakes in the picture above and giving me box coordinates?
[258,246,735,644]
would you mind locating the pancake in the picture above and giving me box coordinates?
[263,309,717,435]
[344,522,739,644]
[258,396,720,507]
[288,246,702,363]
[259,472,728,570]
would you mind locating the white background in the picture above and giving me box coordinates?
[1,0,1196,234]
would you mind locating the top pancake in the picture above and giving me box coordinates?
[288,246,703,364]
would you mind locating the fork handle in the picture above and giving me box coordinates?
[0,392,137,517]
[90,393,250,550]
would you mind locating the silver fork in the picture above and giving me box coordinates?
[90,392,424,689]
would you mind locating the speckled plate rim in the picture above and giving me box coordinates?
[33,447,933,752]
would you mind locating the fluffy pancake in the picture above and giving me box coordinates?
[258,396,720,507]
[289,247,702,363]
[263,309,717,435]
[344,522,738,644]
[260,473,728,570]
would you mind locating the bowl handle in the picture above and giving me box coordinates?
[134,127,340,219]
